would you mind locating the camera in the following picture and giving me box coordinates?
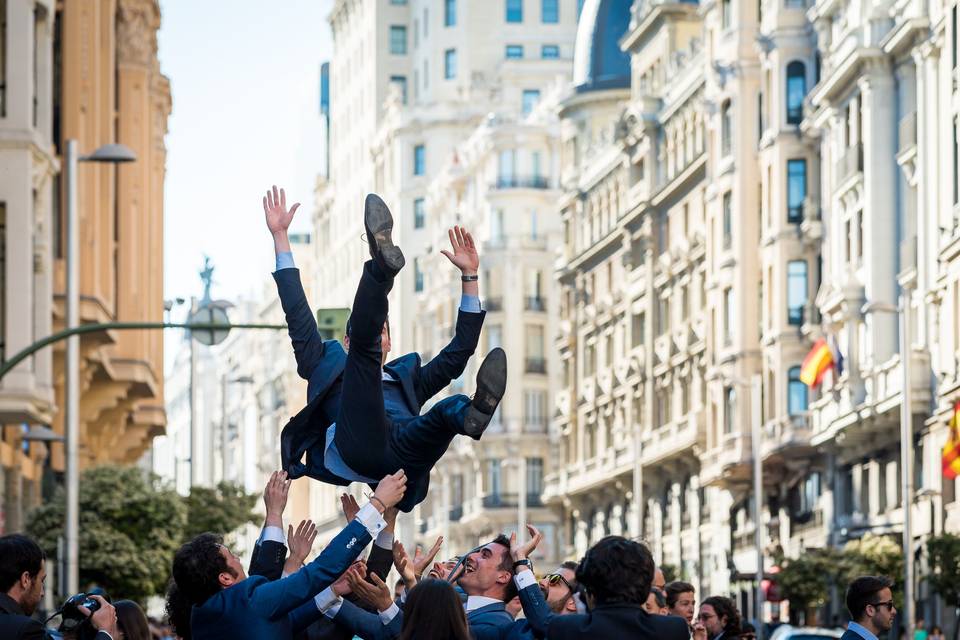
[56,592,102,639]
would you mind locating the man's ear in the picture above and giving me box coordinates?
[18,570,32,591]
[563,596,578,612]
[218,571,238,589]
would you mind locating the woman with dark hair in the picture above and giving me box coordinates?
[399,579,471,640]
[114,600,151,640]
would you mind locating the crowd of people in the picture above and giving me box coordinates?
[0,192,910,639]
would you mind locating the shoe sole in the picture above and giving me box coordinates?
[464,348,507,438]
[364,194,405,274]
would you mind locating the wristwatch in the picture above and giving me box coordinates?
[513,558,533,573]
[461,274,479,282]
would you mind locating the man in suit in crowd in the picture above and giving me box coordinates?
[695,596,741,640]
[264,187,507,512]
[840,576,896,640]
[0,534,117,640]
[511,529,689,640]
[319,535,519,640]
[171,470,406,640]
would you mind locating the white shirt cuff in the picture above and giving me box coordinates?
[379,602,400,624]
[375,529,394,550]
[323,598,344,619]
[315,587,341,612]
[355,502,388,537]
[514,569,538,590]
[259,525,285,545]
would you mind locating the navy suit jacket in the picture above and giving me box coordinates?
[841,629,869,640]
[189,519,371,640]
[275,268,484,512]
[516,582,689,640]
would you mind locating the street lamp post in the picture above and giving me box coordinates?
[63,139,136,595]
[863,289,915,638]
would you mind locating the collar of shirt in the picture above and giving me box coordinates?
[465,595,503,612]
[847,622,879,640]
[381,370,396,382]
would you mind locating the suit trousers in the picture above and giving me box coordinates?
[335,261,470,479]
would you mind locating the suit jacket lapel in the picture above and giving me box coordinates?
[384,362,419,413]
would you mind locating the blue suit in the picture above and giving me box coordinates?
[189,519,371,640]
[276,265,484,512]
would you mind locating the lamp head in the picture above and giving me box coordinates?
[82,143,137,164]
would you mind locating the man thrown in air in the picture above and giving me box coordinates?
[265,186,506,512]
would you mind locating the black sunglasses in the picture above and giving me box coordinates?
[870,599,896,611]
[543,573,576,592]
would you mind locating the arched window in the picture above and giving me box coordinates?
[788,366,808,414]
[786,61,806,124]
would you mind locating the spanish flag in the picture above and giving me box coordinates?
[942,401,960,480]
[799,338,834,388]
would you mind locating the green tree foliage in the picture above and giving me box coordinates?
[26,466,186,603]
[182,481,259,541]
[842,534,904,608]
[926,533,960,608]
[25,466,260,603]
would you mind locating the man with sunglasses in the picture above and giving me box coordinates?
[841,576,897,640]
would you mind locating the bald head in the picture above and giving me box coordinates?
[653,568,665,590]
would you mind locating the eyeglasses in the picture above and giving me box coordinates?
[543,573,576,592]
[698,613,716,621]
[870,600,896,611]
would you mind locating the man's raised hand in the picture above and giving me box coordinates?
[263,185,300,237]
[372,469,407,512]
[263,470,291,528]
[340,493,361,524]
[332,560,367,597]
[412,536,444,578]
[286,520,318,567]
[347,570,394,612]
[509,524,543,562]
[440,226,479,275]
[392,541,418,590]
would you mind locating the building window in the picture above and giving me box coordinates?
[526,458,544,497]
[413,197,425,229]
[506,0,523,22]
[786,61,806,125]
[389,25,407,54]
[723,287,734,345]
[390,75,407,104]
[522,89,541,115]
[488,459,502,497]
[954,122,959,205]
[542,44,559,59]
[445,0,456,26]
[788,366,808,414]
[525,325,546,374]
[532,151,542,182]
[524,391,547,431]
[506,44,524,59]
[414,144,425,175]
[486,324,503,351]
[724,387,737,434]
[414,258,424,292]
[787,260,808,326]
[0,202,5,360]
[542,0,559,23]
[721,100,733,157]
[722,0,732,29]
[722,191,732,250]
[390,0,406,4]
[787,159,806,223]
[498,149,516,185]
[444,48,457,79]
[632,313,645,347]
[954,5,958,70]
[0,0,6,118]
[423,7,428,36]
[423,59,429,89]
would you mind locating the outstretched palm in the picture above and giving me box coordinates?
[440,226,479,274]
[263,185,300,235]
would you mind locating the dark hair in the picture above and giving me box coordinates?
[0,534,45,592]
[345,315,390,339]
[490,534,518,602]
[650,586,666,608]
[576,536,654,606]
[560,561,579,573]
[115,600,151,640]
[399,579,471,640]
[164,580,192,640]
[171,533,231,608]
[665,581,695,608]
[845,575,895,621]
[701,596,741,636]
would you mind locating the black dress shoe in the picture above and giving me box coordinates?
[464,347,507,438]
[364,194,405,278]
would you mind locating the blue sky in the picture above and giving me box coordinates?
[159,0,332,312]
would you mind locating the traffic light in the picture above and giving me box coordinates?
[316,307,351,342]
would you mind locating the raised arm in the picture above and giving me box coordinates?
[264,185,326,379]
[417,226,485,402]
[511,525,554,639]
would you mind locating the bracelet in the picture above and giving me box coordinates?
[369,495,387,511]
[461,274,479,282]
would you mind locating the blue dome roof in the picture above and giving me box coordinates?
[572,0,632,93]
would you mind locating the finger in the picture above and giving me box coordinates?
[266,190,273,210]
[509,532,517,546]
[290,202,300,218]
[288,524,294,539]
[263,196,269,216]
[280,188,286,210]
[370,573,386,587]
[448,228,458,250]
[465,230,476,249]
[455,226,465,247]
[440,250,454,262]
[272,185,279,209]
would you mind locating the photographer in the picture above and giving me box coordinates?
[0,534,116,640]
